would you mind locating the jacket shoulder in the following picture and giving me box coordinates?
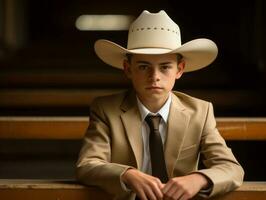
[172,91,211,112]
[90,90,128,110]
[173,91,209,103]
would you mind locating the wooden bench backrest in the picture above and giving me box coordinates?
[1,117,266,140]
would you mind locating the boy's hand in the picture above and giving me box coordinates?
[162,173,209,200]
[122,168,164,200]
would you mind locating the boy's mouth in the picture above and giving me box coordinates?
[146,86,163,90]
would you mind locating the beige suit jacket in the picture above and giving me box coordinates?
[76,90,244,200]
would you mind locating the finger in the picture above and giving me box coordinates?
[136,189,148,200]
[172,188,184,200]
[161,183,166,189]
[151,183,164,200]
[145,186,158,200]
[162,181,173,193]
[154,177,164,190]
[179,193,189,200]
[151,178,164,199]
[163,179,178,195]
[164,186,178,200]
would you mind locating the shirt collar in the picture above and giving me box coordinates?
[136,93,172,123]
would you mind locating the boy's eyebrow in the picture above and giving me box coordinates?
[136,61,151,64]
[159,62,172,65]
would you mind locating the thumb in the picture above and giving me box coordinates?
[160,183,166,190]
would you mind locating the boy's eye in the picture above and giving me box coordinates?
[161,65,171,70]
[138,65,148,70]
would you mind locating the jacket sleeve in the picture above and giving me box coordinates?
[196,103,244,197]
[76,98,132,195]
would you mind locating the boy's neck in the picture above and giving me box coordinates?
[137,94,169,113]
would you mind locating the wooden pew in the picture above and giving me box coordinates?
[0,180,265,200]
[1,117,266,199]
[0,89,264,109]
[0,179,112,200]
[1,117,266,140]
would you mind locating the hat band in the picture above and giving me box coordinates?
[128,47,173,50]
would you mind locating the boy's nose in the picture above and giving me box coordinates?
[148,68,160,81]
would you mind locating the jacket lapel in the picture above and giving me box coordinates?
[164,93,190,177]
[120,91,143,170]
[119,91,190,175]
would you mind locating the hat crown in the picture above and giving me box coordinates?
[127,10,181,50]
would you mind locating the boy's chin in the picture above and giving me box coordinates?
[145,92,168,99]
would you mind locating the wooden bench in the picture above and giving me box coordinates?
[0,89,264,109]
[0,180,265,200]
[1,117,266,199]
[1,117,266,140]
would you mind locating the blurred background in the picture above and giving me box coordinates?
[0,0,265,181]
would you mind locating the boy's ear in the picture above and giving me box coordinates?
[176,60,185,79]
[123,60,132,79]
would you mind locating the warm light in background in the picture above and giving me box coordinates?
[75,15,135,31]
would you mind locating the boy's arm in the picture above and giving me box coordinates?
[76,99,132,195]
[195,102,244,197]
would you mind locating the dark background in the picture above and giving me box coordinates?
[0,0,265,181]
[1,0,265,116]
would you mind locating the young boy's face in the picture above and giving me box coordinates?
[123,53,184,103]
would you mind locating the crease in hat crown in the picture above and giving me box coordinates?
[127,10,181,50]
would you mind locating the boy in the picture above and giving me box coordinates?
[76,10,244,200]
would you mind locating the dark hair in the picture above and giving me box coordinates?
[176,53,183,63]
[126,53,133,63]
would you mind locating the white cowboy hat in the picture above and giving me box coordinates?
[94,10,218,72]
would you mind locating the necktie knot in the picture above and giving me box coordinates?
[145,115,161,131]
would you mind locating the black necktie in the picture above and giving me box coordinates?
[145,115,168,183]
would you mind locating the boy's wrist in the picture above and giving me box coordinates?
[191,173,211,190]
[121,168,135,186]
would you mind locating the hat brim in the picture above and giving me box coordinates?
[94,38,218,72]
